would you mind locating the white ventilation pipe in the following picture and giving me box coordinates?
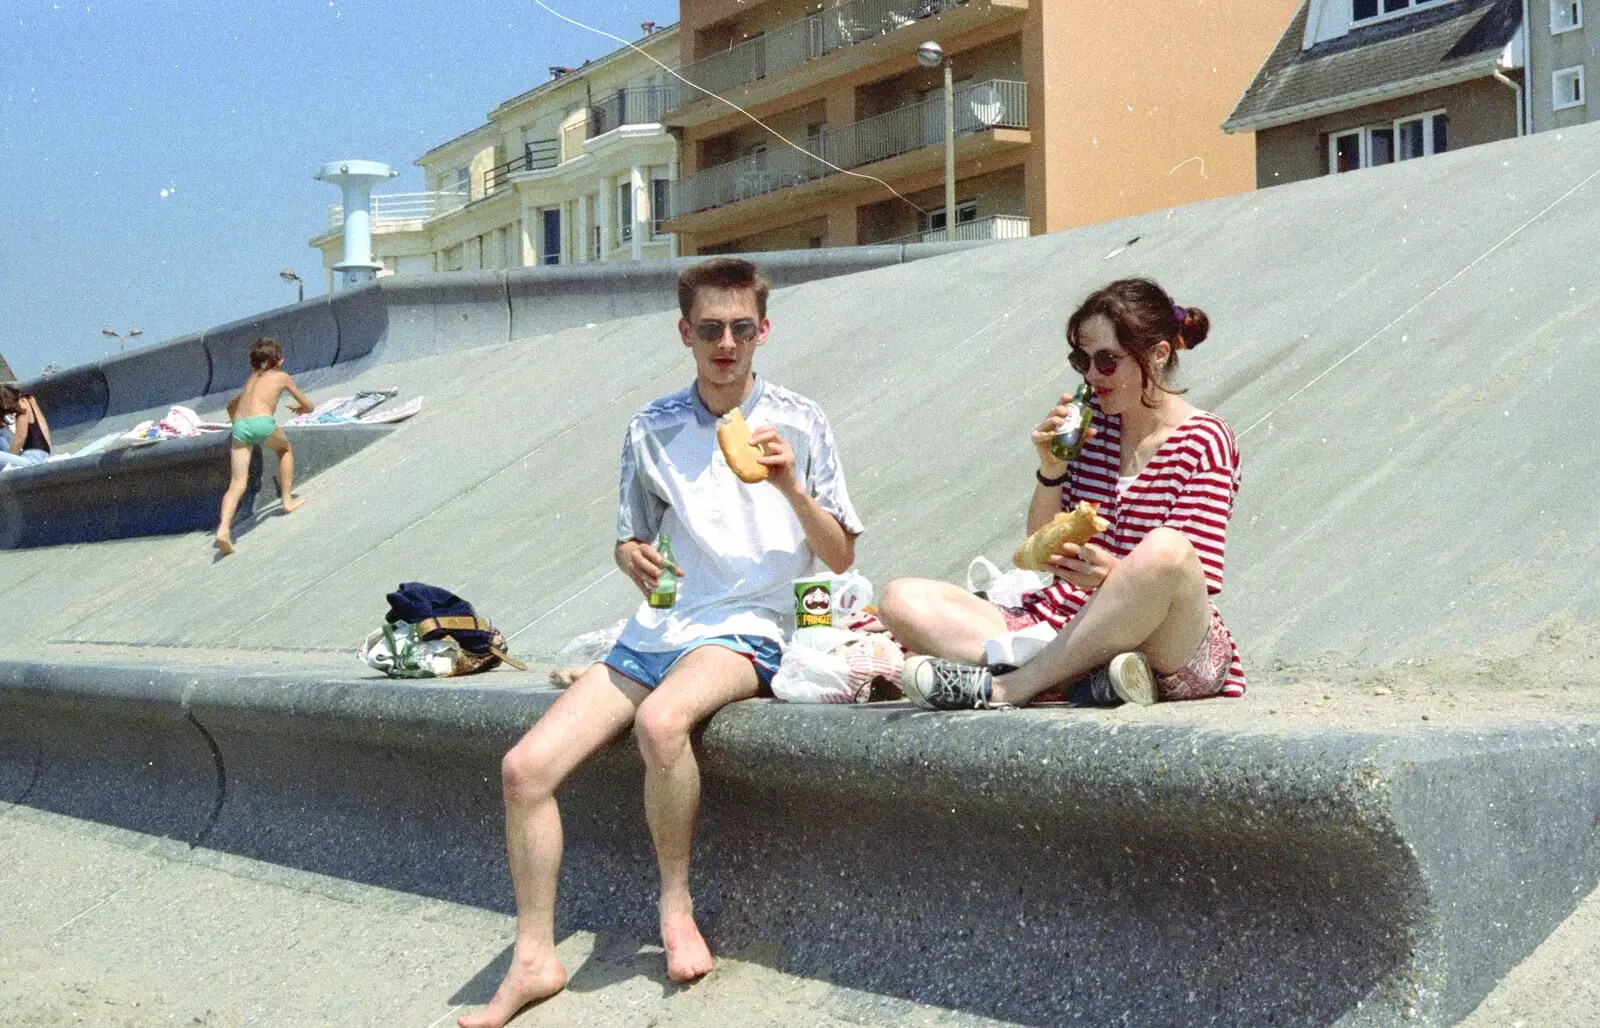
[316,160,399,288]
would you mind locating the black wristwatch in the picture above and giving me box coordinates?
[1036,467,1070,487]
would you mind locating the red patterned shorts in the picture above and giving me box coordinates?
[993,602,1231,702]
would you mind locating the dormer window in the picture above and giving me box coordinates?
[1352,0,1449,24]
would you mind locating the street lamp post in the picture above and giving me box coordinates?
[917,40,957,242]
[279,268,304,303]
[101,327,143,353]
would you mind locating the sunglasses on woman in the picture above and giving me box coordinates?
[692,318,761,344]
[1069,348,1126,375]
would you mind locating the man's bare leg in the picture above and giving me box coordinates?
[632,645,760,983]
[992,528,1211,705]
[459,664,647,1028]
[264,430,303,514]
[213,443,253,555]
[878,577,1011,663]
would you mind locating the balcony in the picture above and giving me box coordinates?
[879,213,1030,245]
[485,139,561,195]
[669,0,1027,128]
[669,79,1026,228]
[588,84,679,137]
[325,191,467,236]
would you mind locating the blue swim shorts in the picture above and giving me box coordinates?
[602,634,783,691]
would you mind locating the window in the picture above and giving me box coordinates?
[1352,0,1447,24]
[1554,66,1586,110]
[1552,0,1583,32]
[454,167,470,195]
[651,177,671,238]
[1328,111,1446,173]
[591,224,602,260]
[925,199,978,233]
[618,181,634,244]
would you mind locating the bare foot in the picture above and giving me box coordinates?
[661,902,715,983]
[457,952,567,1028]
[213,535,235,557]
[281,496,305,514]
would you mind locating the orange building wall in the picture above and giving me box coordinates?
[1027,0,1301,231]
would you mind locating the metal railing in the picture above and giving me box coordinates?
[589,84,679,136]
[674,0,968,107]
[485,139,561,194]
[671,79,1026,217]
[326,191,468,234]
[879,213,1030,245]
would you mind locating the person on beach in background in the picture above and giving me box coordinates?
[213,338,313,556]
[0,384,53,470]
[879,278,1245,709]
[461,258,863,1028]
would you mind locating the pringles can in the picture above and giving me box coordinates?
[793,576,833,628]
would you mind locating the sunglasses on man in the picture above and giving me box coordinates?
[1068,348,1127,375]
[691,319,761,344]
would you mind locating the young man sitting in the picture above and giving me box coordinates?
[461,257,863,1028]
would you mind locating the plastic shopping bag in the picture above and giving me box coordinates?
[966,556,1050,608]
[771,626,906,704]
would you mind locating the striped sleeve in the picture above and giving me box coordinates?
[1160,417,1240,595]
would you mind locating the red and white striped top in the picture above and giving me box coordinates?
[1019,407,1246,696]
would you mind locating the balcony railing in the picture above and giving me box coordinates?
[589,84,680,136]
[671,79,1026,217]
[485,138,561,194]
[879,213,1031,245]
[675,0,967,107]
[326,191,468,234]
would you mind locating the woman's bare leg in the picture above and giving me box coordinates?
[992,528,1211,705]
[878,577,1011,663]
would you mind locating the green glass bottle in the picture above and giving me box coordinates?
[1049,382,1095,463]
[648,533,678,610]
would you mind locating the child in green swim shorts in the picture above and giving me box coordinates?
[214,337,315,556]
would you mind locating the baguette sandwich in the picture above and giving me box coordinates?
[1013,501,1109,572]
[716,408,769,483]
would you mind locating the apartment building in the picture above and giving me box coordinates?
[1225,0,1598,187]
[309,25,680,288]
[661,0,1302,253]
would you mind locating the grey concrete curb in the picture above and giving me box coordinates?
[2,658,1594,1026]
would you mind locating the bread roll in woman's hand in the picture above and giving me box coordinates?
[1013,501,1109,572]
[717,408,769,483]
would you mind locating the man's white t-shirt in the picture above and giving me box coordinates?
[615,376,864,653]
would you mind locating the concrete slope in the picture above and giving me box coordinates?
[10,121,1600,668]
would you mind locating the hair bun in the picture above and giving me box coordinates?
[1180,306,1210,349]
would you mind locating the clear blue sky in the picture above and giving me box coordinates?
[0,0,678,380]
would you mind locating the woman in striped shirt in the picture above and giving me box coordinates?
[882,278,1243,710]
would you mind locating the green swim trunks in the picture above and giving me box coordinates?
[231,416,277,446]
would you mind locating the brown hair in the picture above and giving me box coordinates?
[0,384,21,416]
[249,337,284,371]
[677,257,770,321]
[1067,278,1210,404]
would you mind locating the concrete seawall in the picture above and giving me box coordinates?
[5,659,1595,1025]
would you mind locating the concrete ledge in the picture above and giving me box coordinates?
[328,270,511,366]
[1,659,1593,1026]
[100,332,211,419]
[18,363,109,432]
[202,297,340,393]
[20,242,1005,437]
[0,424,390,549]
